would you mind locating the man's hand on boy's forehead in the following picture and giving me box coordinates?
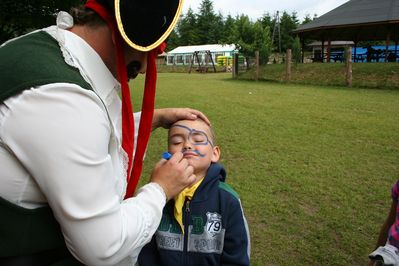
[189,109,210,125]
[167,108,210,127]
[153,108,210,130]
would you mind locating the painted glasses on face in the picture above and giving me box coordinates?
[169,124,214,147]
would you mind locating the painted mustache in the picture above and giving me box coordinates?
[126,61,141,80]
[182,149,206,158]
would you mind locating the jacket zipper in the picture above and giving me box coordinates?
[183,199,190,266]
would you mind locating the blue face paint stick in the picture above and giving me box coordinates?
[162,151,172,160]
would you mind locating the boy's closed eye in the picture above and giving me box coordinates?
[169,135,184,145]
[191,132,207,143]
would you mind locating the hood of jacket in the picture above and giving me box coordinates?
[191,162,226,202]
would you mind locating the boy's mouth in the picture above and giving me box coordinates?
[183,150,205,158]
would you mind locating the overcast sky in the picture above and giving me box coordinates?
[182,0,349,22]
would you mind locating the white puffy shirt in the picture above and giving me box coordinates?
[0,12,165,266]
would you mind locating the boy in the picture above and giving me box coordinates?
[138,118,250,265]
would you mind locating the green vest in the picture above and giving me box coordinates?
[0,30,92,102]
[0,31,93,265]
[0,197,83,265]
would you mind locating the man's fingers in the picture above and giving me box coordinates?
[187,174,197,187]
[170,153,191,171]
[191,110,210,125]
[169,151,183,163]
[184,108,210,126]
[184,165,194,177]
[150,150,197,199]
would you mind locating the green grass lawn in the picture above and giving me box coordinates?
[131,72,399,265]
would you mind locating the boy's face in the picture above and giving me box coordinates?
[168,119,220,177]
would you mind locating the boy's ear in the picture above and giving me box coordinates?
[211,146,221,163]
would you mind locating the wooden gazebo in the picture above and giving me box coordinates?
[293,0,399,62]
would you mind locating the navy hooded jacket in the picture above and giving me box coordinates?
[138,163,250,266]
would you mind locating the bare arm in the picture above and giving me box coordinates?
[374,199,397,248]
[367,200,398,266]
[368,199,397,266]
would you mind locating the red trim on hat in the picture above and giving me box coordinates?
[85,0,161,198]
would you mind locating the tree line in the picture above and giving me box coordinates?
[0,0,83,44]
[0,0,315,63]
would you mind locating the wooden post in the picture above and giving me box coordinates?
[188,53,195,73]
[385,33,390,62]
[345,46,352,87]
[354,41,357,62]
[233,53,239,79]
[255,51,260,81]
[327,39,331,63]
[286,49,292,82]
[207,50,217,73]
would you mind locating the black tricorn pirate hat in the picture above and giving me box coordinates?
[96,0,183,51]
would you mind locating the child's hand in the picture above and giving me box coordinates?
[150,151,196,200]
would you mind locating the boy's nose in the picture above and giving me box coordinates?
[183,140,193,150]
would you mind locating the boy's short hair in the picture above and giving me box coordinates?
[202,119,216,145]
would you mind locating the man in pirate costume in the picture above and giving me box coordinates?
[0,0,208,265]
